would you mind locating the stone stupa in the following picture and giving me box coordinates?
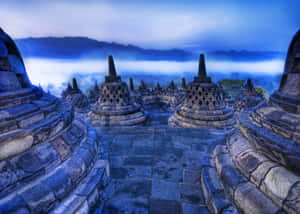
[88,81,100,104]
[0,29,108,213]
[234,78,265,111]
[88,56,147,126]
[169,54,235,129]
[238,30,300,172]
[62,78,90,113]
[207,30,300,214]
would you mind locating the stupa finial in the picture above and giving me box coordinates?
[105,55,121,82]
[108,55,117,77]
[198,54,207,77]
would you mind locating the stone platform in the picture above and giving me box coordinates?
[93,124,228,214]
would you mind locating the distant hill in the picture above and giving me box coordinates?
[15,37,285,61]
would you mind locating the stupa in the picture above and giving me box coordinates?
[88,81,100,104]
[0,29,108,213]
[88,56,147,126]
[62,78,90,113]
[234,78,265,111]
[138,80,150,95]
[169,54,235,129]
[205,30,300,214]
[238,30,300,172]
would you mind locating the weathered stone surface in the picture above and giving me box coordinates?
[179,183,204,204]
[182,204,209,214]
[262,167,300,204]
[20,183,56,213]
[234,182,279,214]
[149,198,182,214]
[284,181,300,214]
[152,180,180,201]
[0,29,105,214]
[250,160,277,187]
[51,137,72,161]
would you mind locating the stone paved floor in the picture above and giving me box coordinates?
[92,110,227,214]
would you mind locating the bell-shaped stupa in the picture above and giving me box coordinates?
[88,56,147,126]
[234,78,265,111]
[0,29,107,214]
[62,78,90,112]
[169,54,235,129]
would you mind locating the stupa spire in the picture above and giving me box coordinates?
[72,78,79,91]
[194,54,211,83]
[105,55,121,82]
[245,78,254,92]
[198,54,207,77]
[108,55,117,77]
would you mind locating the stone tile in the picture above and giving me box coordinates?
[153,165,182,182]
[154,153,182,168]
[182,204,209,214]
[151,180,180,201]
[124,156,153,166]
[179,183,204,205]
[131,145,154,155]
[113,179,151,199]
[110,167,128,179]
[183,169,201,185]
[103,198,149,214]
[128,166,152,179]
[149,198,182,214]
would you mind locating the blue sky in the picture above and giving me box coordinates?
[0,0,299,51]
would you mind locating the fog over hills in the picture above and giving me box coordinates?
[15,37,285,61]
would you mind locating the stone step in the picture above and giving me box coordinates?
[201,166,238,214]
[0,89,38,109]
[227,131,300,214]
[0,121,107,214]
[214,144,284,214]
[238,112,300,172]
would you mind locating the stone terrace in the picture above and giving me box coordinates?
[92,110,228,214]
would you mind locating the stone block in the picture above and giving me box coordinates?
[236,151,268,178]
[46,168,72,200]
[250,161,277,187]
[152,180,180,201]
[220,166,247,199]
[51,137,72,161]
[283,181,300,214]
[149,198,182,214]
[182,204,209,214]
[179,183,204,204]
[20,182,56,213]
[262,167,300,205]
[234,182,279,214]
[0,160,18,192]
[0,135,33,160]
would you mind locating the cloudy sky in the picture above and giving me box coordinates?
[0,0,299,51]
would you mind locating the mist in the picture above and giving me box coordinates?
[23,58,284,96]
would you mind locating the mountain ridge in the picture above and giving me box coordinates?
[15,37,285,61]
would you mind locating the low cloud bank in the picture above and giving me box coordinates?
[23,58,284,96]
